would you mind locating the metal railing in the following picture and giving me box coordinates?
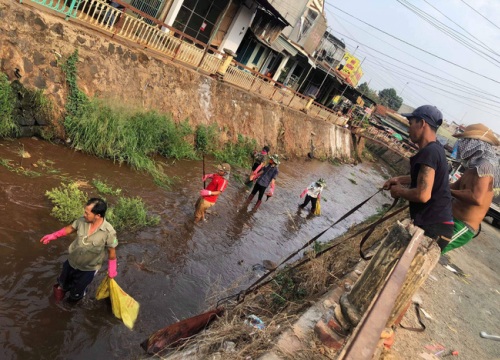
[25,0,340,124]
[29,0,79,18]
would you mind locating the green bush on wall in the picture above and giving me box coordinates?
[0,74,19,137]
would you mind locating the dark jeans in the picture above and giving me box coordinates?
[251,183,267,201]
[58,260,97,301]
[300,195,318,212]
[419,222,454,250]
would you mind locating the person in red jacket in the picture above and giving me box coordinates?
[195,163,231,223]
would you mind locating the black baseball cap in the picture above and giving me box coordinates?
[402,105,443,128]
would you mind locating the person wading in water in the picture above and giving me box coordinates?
[195,163,231,223]
[244,154,279,211]
[40,198,118,302]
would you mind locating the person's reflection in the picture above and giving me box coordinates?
[226,205,256,242]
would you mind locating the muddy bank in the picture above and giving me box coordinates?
[0,0,352,160]
[0,138,394,359]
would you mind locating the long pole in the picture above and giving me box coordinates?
[203,153,206,189]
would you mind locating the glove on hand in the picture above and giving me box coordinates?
[108,259,117,278]
[202,174,214,182]
[40,228,67,244]
[200,189,212,196]
[300,189,307,198]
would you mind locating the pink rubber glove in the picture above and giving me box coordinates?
[40,228,67,244]
[200,189,212,196]
[108,259,117,278]
[266,183,275,197]
[202,174,214,181]
[300,188,308,198]
[250,163,264,181]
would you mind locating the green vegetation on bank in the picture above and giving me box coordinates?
[46,181,159,231]
[0,72,54,139]
[0,74,19,137]
[195,124,257,168]
[61,51,256,187]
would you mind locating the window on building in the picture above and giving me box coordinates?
[173,0,230,44]
[298,8,318,41]
[252,46,266,65]
[131,0,165,23]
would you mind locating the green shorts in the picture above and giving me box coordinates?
[441,218,475,254]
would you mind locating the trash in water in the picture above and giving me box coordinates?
[244,315,265,330]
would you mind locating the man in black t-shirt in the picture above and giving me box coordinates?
[383,105,453,244]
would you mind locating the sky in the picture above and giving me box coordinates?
[324,0,500,134]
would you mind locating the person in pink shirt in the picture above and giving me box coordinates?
[195,163,231,223]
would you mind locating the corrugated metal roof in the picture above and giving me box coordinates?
[270,35,298,56]
[254,0,290,26]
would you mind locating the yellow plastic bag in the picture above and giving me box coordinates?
[313,198,321,216]
[96,277,140,330]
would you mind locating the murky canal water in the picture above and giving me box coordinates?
[0,138,394,359]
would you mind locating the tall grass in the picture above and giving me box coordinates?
[213,134,256,168]
[0,74,19,137]
[61,50,260,184]
[106,196,160,231]
[195,123,219,154]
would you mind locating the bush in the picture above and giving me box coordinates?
[213,134,256,168]
[106,196,160,231]
[159,118,197,159]
[195,124,219,154]
[45,182,87,223]
[0,74,19,137]
[45,182,159,231]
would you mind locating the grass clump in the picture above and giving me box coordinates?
[0,74,19,137]
[106,196,160,231]
[45,181,159,231]
[92,178,122,196]
[45,182,88,223]
[0,157,42,177]
[195,123,219,154]
[213,134,256,168]
[271,269,307,309]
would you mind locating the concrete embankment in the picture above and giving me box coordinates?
[0,0,352,160]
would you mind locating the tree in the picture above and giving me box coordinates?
[378,88,403,111]
[356,82,379,103]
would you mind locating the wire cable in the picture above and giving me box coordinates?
[459,0,500,31]
[325,3,500,84]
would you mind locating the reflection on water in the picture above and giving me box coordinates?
[0,138,393,359]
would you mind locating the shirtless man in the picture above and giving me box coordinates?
[441,123,500,253]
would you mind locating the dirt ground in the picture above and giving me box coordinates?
[387,219,500,360]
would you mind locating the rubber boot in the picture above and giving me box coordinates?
[243,194,255,207]
[53,284,65,302]
[253,200,262,211]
